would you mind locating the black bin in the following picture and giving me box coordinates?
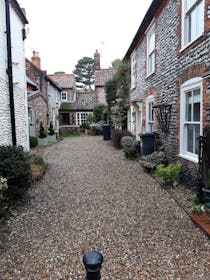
[139,132,156,155]
[103,124,111,140]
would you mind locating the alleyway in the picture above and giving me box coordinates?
[0,136,209,279]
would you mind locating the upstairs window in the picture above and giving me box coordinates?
[146,23,155,76]
[131,51,137,89]
[61,92,67,101]
[182,0,204,47]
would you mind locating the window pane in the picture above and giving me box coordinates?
[190,8,197,41]
[187,124,194,153]
[149,31,155,53]
[186,91,192,121]
[197,1,204,36]
[186,0,195,10]
[193,89,200,121]
[195,124,200,154]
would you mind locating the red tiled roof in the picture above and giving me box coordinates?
[95,68,117,87]
[49,74,75,89]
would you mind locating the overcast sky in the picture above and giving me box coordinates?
[18,0,152,74]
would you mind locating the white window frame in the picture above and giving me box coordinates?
[146,95,154,132]
[179,77,203,163]
[61,91,67,101]
[76,112,92,126]
[146,22,155,77]
[181,0,204,49]
[131,51,137,89]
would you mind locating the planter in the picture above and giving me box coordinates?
[47,134,56,143]
[38,137,48,146]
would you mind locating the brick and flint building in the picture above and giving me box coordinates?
[125,0,210,185]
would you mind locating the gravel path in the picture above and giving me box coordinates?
[0,136,209,279]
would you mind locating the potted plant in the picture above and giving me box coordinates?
[47,122,56,142]
[38,122,48,146]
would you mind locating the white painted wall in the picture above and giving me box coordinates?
[0,1,29,150]
[48,82,61,132]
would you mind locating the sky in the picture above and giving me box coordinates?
[18,0,153,74]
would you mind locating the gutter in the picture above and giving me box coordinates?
[5,0,16,145]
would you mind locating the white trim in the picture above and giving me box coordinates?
[61,91,67,101]
[146,95,154,132]
[131,51,137,90]
[146,23,155,77]
[180,77,203,163]
[181,0,204,48]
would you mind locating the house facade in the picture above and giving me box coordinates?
[26,52,48,137]
[125,0,210,185]
[46,76,62,135]
[49,73,95,134]
[0,0,29,150]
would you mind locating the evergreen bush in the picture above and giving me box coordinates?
[29,136,38,148]
[48,122,55,135]
[121,136,139,158]
[155,162,182,185]
[39,122,47,138]
[0,145,32,199]
[111,129,133,149]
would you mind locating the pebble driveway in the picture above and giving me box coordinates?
[0,136,209,280]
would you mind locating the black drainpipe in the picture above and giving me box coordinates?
[5,0,16,146]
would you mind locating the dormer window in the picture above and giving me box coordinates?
[61,92,67,101]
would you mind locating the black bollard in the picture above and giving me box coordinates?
[83,251,103,280]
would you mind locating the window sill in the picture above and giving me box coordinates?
[145,71,155,80]
[180,33,205,54]
[179,153,198,163]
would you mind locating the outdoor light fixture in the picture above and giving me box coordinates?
[153,103,172,133]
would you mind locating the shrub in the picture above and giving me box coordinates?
[29,136,38,148]
[111,129,133,149]
[39,122,47,138]
[80,123,90,130]
[48,122,55,135]
[89,122,103,135]
[86,114,95,124]
[155,162,182,185]
[139,151,166,171]
[121,136,139,158]
[0,145,32,199]
[29,153,47,181]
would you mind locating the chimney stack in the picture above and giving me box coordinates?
[31,51,41,69]
[94,50,100,70]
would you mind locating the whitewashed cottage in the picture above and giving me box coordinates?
[0,0,29,150]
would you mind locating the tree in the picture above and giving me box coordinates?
[93,103,107,122]
[105,79,117,111]
[73,57,94,90]
[105,60,130,129]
